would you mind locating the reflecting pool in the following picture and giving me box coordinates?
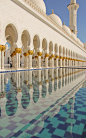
[0,68,86,138]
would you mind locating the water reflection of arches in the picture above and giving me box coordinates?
[58,78,61,89]
[33,85,39,103]
[48,81,52,95]
[42,81,47,98]
[21,85,30,109]
[54,79,57,92]
[6,90,18,116]
[5,80,11,93]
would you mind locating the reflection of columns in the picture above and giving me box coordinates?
[28,50,33,69]
[28,71,32,85]
[17,92,22,108]
[38,70,41,82]
[18,72,20,88]
[0,74,1,92]
[16,72,18,88]
[45,69,48,80]
[56,68,58,78]
[2,74,4,92]
[59,68,62,77]
[51,69,54,79]
[45,53,49,68]
[37,52,42,68]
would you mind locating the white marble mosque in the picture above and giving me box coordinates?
[0,0,86,70]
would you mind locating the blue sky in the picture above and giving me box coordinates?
[43,0,86,43]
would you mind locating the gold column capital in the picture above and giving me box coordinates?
[28,50,33,55]
[23,53,28,57]
[37,52,42,56]
[51,55,55,58]
[56,55,59,58]
[59,56,63,59]
[15,48,22,53]
[35,56,38,59]
[1,45,6,51]
[45,80,49,83]
[45,53,49,58]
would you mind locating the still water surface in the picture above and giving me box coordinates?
[0,68,86,138]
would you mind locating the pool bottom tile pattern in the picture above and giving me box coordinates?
[0,69,86,138]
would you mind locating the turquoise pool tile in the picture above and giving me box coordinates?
[58,130,65,137]
[67,126,72,132]
[53,128,60,135]
[41,129,49,135]
[77,127,83,135]
[0,129,11,137]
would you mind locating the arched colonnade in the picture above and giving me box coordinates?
[0,23,86,70]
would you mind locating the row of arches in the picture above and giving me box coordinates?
[1,23,86,70]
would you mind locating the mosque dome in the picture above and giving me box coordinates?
[62,25,71,36]
[77,38,81,45]
[48,12,62,28]
[80,42,84,47]
[31,0,46,13]
[71,33,77,41]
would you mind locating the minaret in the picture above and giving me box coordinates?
[67,0,79,36]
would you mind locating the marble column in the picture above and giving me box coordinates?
[28,50,33,69]
[51,57,54,68]
[24,53,28,68]
[16,53,18,69]
[0,73,1,92]
[56,58,58,67]
[60,57,62,67]
[45,57,48,68]
[15,48,22,70]
[37,52,42,68]
[38,56,41,68]
[1,51,4,69]
[45,53,49,68]
[18,53,20,69]
[51,55,55,68]
[0,50,1,70]
[24,55,26,67]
